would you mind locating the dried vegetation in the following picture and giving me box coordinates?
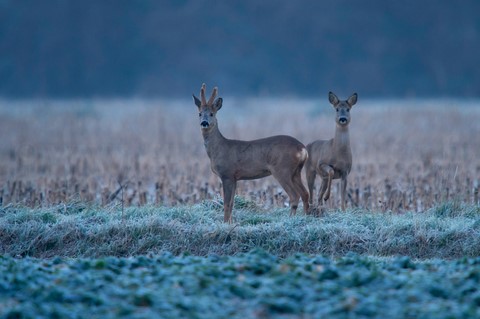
[0,98,479,212]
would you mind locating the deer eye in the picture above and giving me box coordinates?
[198,113,201,117]
[346,109,350,112]
[210,113,214,117]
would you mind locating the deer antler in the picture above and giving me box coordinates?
[207,87,218,106]
[200,83,207,105]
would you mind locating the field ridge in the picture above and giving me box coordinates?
[1,199,479,259]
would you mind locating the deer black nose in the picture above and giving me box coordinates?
[201,121,209,128]
[339,117,348,124]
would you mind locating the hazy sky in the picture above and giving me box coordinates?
[1,0,479,98]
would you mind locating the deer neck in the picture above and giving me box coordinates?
[201,124,227,158]
[333,124,351,154]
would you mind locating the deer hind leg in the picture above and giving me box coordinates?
[318,164,334,202]
[221,178,237,223]
[272,172,300,216]
[306,165,317,206]
[293,169,310,214]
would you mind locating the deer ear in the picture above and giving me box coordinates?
[347,93,358,107]
[214,98,223,112]
[193,94,201,108]
[328,92,339,106]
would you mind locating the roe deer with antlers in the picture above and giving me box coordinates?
[305,92,358,211]
[193,84,310,223]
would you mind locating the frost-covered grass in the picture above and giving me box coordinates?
[1,199,479,259]
[1,250,480,319]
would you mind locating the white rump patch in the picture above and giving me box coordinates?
[297,148,308,162]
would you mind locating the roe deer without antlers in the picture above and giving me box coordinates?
[305,92,358,211]
[193,84,310,223]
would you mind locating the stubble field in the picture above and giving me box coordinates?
[0,98,479,212]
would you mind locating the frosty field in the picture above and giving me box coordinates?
[1,98,479,318]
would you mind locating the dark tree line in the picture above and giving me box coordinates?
[0,0,479,98]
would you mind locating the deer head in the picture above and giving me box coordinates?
[193,83,223,131]
[328,92,357,127]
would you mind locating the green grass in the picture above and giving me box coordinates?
[1,199,479,259]
[1,250,480,318]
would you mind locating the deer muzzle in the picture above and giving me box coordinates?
[338,117,348,125]
[201,120,210,128]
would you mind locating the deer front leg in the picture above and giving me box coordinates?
[221,178,237,223]
[318,164,334,202]
[340,175,348,211]
[318,179,328,206]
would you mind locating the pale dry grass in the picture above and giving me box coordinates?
[0,98,479,211]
